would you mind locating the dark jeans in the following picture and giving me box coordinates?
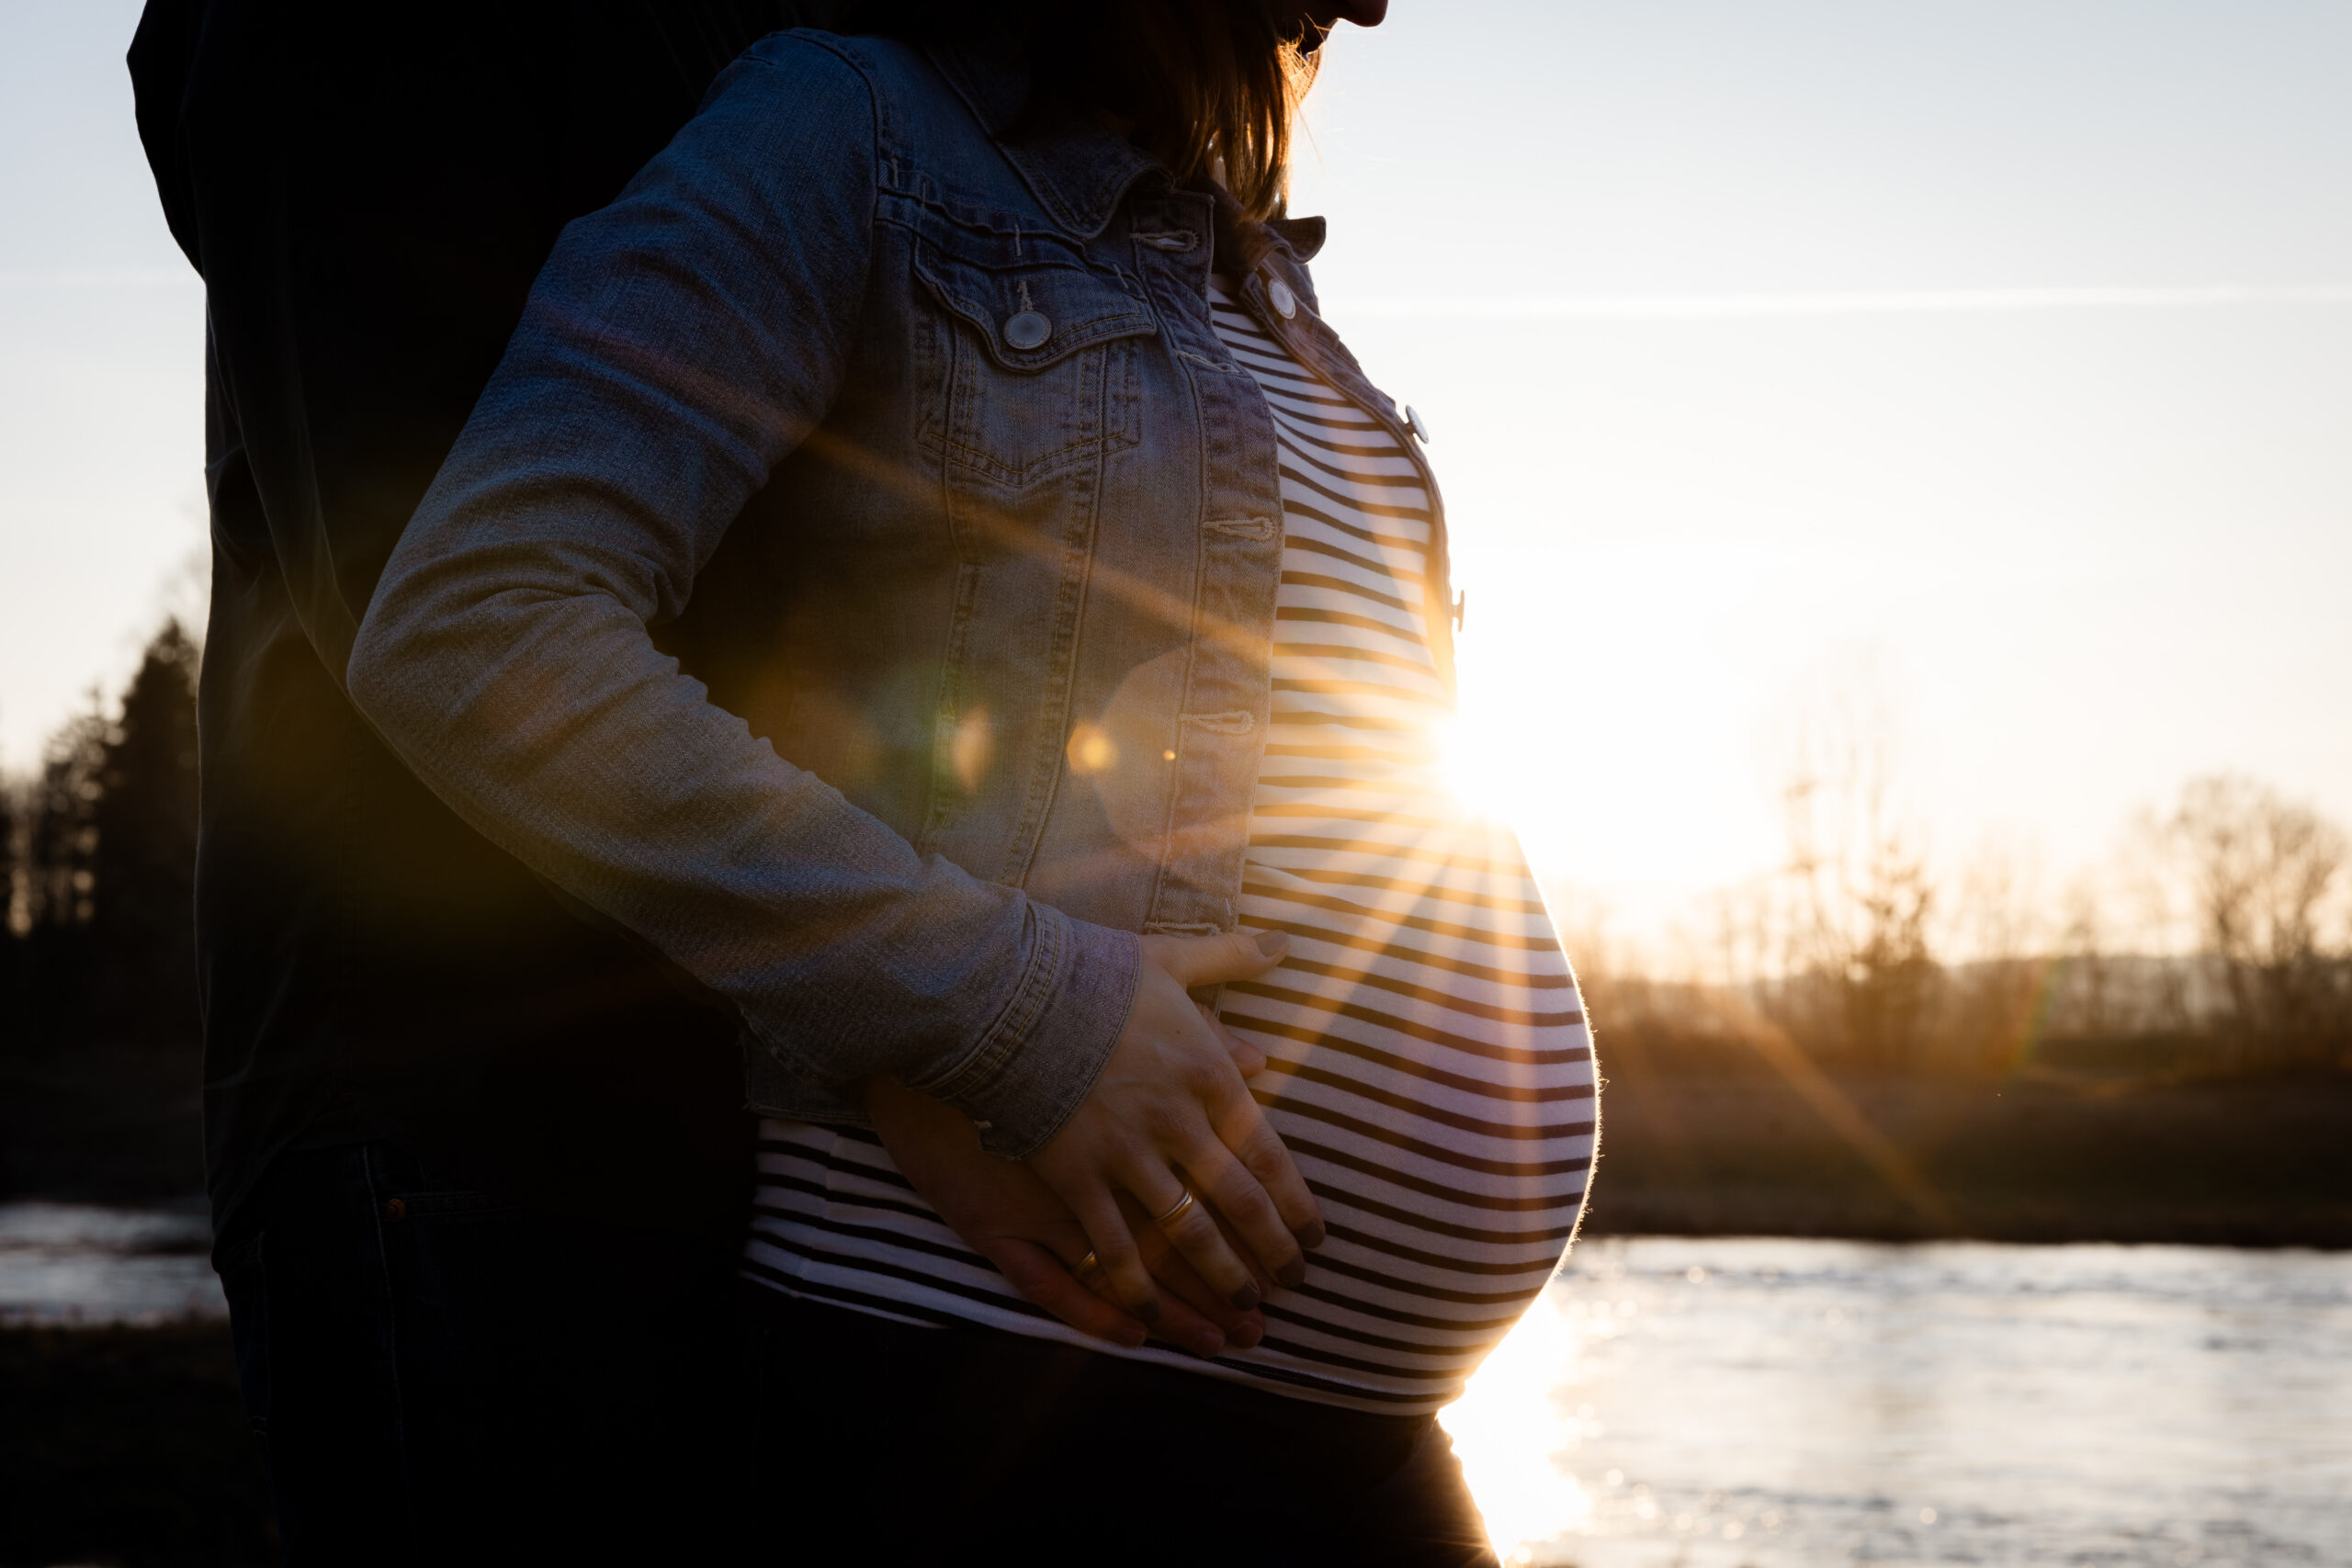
[216,1142,748,1564]
[741,1287,1501,1568]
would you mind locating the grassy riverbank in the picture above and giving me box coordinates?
[1583,1055,2352,1248]
[11,1036,2351,1247]
[0,1039,205,1204]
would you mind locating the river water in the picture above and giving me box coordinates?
[0,1201,222,1325]
[1446,1237,2352,1567]
[6,1209,2347,1563]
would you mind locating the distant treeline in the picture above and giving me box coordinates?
[7,622,2350,1085]
[1576,766,2352,1081]
[3,623,200,1054]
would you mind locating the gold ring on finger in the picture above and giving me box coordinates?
[1150,1188,1199,1230]
[1074,1250,1103,1280]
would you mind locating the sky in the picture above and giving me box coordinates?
[4,0,2348,946]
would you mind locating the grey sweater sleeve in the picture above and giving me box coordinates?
[345,36,1136,1157]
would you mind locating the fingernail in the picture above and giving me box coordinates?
[1254,929,1289,958]
[1295,1221,1327,1250]
[1276,1258,1306,1290]
[1228,1282,1262,1312]
[1230,1318,1265,1350]
[1136,1298,1162,1325]
[1117,1325,1148,1349]
[1190,1332,1227,1358]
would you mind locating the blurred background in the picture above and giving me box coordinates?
[4,0,2348,1564]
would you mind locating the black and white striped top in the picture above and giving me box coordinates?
[742,276,1596,1415]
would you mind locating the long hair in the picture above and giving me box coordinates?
[852,1,1319,220]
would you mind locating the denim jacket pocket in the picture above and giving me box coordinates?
[914,229,1159,488]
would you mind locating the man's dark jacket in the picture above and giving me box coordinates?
[128,0,848,1242]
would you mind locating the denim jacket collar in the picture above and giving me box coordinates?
[925,44,1163,239]
[926,43,1333,267]
[1267,214,1327,262]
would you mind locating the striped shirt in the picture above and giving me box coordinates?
[742,276,1596,1415]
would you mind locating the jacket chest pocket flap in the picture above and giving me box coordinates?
[915,230,1159,489]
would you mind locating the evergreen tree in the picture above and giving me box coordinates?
[27,705,107,935]
[89,623,202,1041]
[6,625,203,1047]
[11,701,107,1044]
[1,768,16,929]
[0,767,18,1002]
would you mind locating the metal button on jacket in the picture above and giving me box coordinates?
[1002,310,1052,350]
[1266,276,1298,320]
[1405,403,1433,444]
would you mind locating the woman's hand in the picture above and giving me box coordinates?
[865,1078,1266,1359]
[1027,930,1325,1323]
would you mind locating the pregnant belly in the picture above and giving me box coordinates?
[742,840,1595,1416]
[1208,855,1598,1410]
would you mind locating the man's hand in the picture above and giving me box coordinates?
[1028,930,1325,1324]
[865,1078,1265,1359]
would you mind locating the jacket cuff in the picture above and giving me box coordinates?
[914,906,1139,1159]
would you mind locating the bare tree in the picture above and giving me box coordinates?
[1770,666,1937,1066]
[1940,841,2052,1074]
[2165,774,2351,1067]
[2045,872,2117,1041]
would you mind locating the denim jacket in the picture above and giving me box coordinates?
[348,29,1453,1158]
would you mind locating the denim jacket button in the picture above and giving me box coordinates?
[1266,277,1297,320]
[1002,310,1053,350]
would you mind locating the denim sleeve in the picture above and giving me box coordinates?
[345,35,1138,1157]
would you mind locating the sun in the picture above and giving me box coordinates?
[1437,705,1545,827]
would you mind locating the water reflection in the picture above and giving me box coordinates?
[0,1201,222,1325]
[1441,1237,2352,1567]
